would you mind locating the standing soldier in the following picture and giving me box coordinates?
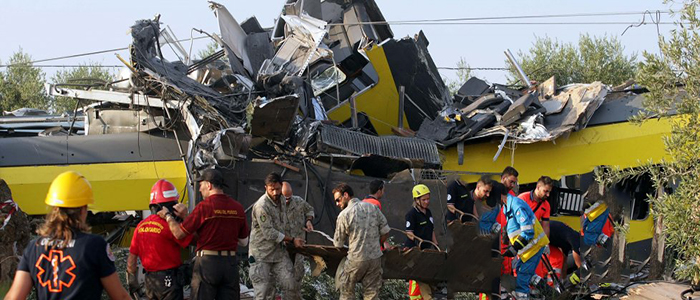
[158,168,249,300]
[281,182,314,300]
[248,173,302,300]
[362,180,384,210]
[333,183,390,300]
[405,184,438,300]
[127,179,194,300]
[5,171,131,300]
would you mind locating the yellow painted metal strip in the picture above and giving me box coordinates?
[551,215,653,244]
[0,161,187,215]
[443,118,672,184]
[326,45,409,135]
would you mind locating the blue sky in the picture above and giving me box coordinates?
[0,0,680,84]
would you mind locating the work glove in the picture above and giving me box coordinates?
[126,272,140,295]
[490,223,501,235]
[503,245,518,257]
[596,233,609,247]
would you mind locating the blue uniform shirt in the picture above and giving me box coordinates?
[502,194,536,241]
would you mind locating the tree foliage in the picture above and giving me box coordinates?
[0,49,48,113]
[198,40,220,60]
[50,64,115,114]
[508,34,638,86]
[597,1,700,284]
[445,57,473,96]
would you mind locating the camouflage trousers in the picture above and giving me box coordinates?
[288,254,306,300]
[249,255,295,300]
[335,257,383,300]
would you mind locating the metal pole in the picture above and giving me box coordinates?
[505,49,532,88]
[398,85,405,128]
[349,93,358,129]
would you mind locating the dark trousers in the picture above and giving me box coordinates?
[191,255,240,300]
[144,269,184,300]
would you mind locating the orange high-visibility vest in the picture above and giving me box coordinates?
[409,280,423,300]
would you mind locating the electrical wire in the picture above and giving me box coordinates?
[326,10,674,26]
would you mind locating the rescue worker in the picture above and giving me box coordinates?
[5,171,131,300]
[497,182,550,299]
[581,200,614,247]
[473,177,504,300]
[127,179,194,300]
[248,173,301,300]
[281,182,314,300]
[333,183,390,300]
[405,184,439,300]
[547,221,583,287]
[501,166,520,196]
[363,180,384,210]
[519,176,553,237]
[158,168,249,300]
[447,175,492,223]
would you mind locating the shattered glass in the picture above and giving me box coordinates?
[311,66,346,96]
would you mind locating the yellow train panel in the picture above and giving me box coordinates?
[0,161,187,215]
[443,118,672,184]
[326,45,410,135]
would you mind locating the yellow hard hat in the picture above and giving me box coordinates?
[45,171,94,208]
[412,184,430,198]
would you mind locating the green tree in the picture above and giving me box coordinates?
[445,57,473,96]
[597,1,700,284]
[198,40,220,60]
[0,49,48,113]
[50,64,115,114]
[508,34,638,86]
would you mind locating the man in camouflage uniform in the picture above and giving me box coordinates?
[249,173,304,300]
[332,183,390,300]
[282,182,314,300]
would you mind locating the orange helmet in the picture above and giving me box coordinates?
[150,179,179,205]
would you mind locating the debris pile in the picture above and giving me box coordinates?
[417,76,610,147]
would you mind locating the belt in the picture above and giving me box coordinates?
[196,250,236,256]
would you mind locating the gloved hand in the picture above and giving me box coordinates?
[126,271,140,295]
[596,233,609,247]
[503,245,518,257]
[490,223,501,235]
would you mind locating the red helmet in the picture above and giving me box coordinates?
[150,179,179,205]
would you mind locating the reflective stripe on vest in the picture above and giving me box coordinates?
[409,280,423,299]
[509,218,550,262]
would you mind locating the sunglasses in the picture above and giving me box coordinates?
[334,196,341,203]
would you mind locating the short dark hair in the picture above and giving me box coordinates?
[265,172,282,186]
[501,166,519,178]
[492,182,508,195]
[538,176,554,187]
[332,183,354,197]
[477,175,493,186]
[369,180,384,194]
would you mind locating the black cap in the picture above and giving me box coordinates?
[194,169,228,188]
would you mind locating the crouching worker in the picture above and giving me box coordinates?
[333,183,390,300]
[127,179,194,300]
[4,171,131,300]
[496,183,550,300]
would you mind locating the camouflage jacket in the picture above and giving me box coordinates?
[333,198,390,262]
[285,195,314,239]
[249,193,288,263]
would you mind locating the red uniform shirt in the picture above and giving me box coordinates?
[180,193,249,252]
[519,190,550,221]
[130,214,193,272]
